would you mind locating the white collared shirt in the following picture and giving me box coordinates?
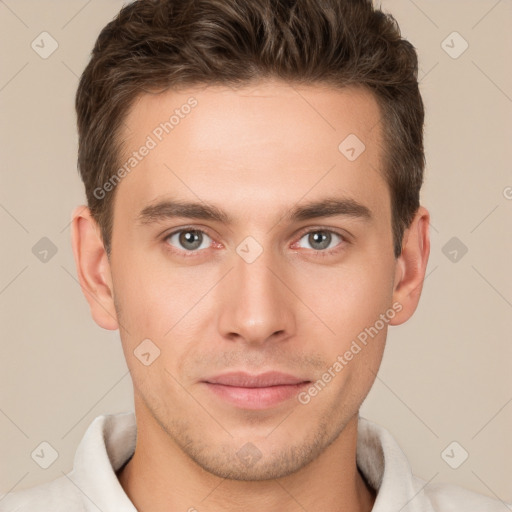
[0,412,507,511]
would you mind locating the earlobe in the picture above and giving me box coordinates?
[71,205,119,331]
[390,206,430,326]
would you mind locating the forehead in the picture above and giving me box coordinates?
[122,80,383,153]
[114,81,387,225]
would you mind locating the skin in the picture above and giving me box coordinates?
[71,80,430,512]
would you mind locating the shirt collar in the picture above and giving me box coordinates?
[68,412,434,511]
[357,417,435,512]
[70,412,137,512]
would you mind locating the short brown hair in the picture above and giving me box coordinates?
[76,0,424,257]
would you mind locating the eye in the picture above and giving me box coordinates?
[165,229,212,252]
[296,230,344,251]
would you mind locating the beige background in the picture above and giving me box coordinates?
[1,0,511,503]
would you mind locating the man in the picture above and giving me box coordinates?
[1,0,506,510]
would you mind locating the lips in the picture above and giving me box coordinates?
[202,371,311,410]
[204,371,308,387]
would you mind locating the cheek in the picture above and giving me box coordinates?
[294,258,394,345]
[301,264,392,409]
[112,247,207,336]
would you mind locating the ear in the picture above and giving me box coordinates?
[389,206,430,326]
[70,205,119,330]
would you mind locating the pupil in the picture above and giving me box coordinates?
[309,231,331,250]
[180,230,202,250]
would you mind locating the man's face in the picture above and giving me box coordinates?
[109,81,399,479]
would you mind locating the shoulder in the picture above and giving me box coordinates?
[357,417,508,512]
[423,479,509,512]
[0,475,85,512]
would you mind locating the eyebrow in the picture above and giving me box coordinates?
[136,197,372,226]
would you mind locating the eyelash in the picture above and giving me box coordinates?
[162,226,349,258]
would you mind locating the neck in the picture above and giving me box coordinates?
[118,405,375,512]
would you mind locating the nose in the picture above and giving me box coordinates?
[216,247,296,346]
